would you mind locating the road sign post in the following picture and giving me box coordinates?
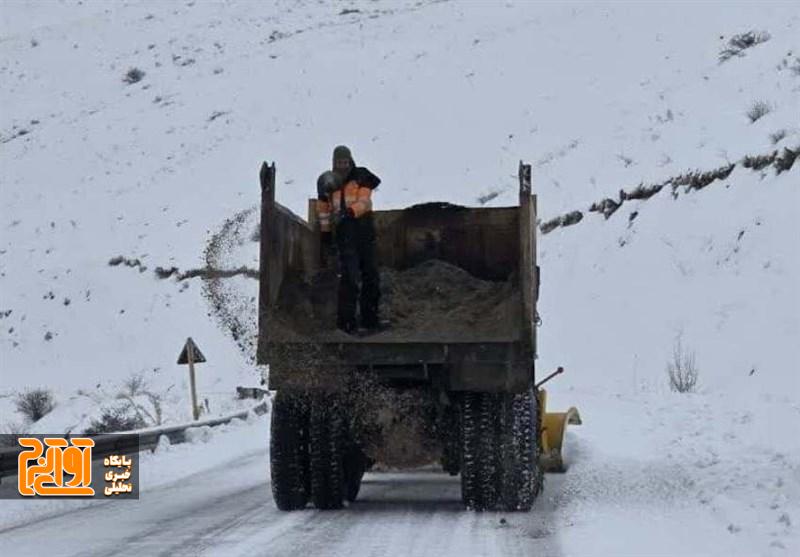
[177,337,206,421]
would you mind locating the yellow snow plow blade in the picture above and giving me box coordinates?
[538,389,582,473]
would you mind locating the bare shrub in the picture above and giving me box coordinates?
[774,146,799,174]
[115,373,163,426]
[120,373,147,397]
[15,389,55,422]
[75,373,164,434]
[539,210,583,234]
[769,129,787,144]
[742,151,776,170]
[84,406,147,434]
[667,336,699,393]
[746,101,772,123]
[621,183,663,201]
[122,67,145,85]
[108,255,147,272]
[719,31,771,63]
[589,198,621,219]
[154,266,179,279]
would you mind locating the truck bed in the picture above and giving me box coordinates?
[257,162,538,392]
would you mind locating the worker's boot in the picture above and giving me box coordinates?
[337,316,358,335]
[359,309,389,335]
[358,322,389,337]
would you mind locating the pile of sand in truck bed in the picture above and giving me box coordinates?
[268,259,519,342]
[374,259,518,341]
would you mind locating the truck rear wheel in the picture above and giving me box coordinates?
[344,446,368,502]
[460,389,542,511]
[270,391,310,511]
[309,396,345,510]
[441,402,461,476]
[498,388,542,511]
[460,392,499,510]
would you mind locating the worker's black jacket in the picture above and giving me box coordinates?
[347,166,381,190]
[335,165,381,331]
[316,166,381,201]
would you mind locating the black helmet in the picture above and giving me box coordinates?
[332,145,355,178]
[332,145,353,164]
[317,170,341,199]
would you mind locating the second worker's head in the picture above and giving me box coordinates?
[332,145,354,179]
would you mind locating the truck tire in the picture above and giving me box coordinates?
[498,388,542,511]
[309,396,345,510]
[270,391,309,511]
[461,389,542,511]
[441,402,461,476]
[344,446,368,502]
[460,392,499,510]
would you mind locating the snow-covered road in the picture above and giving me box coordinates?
[2,396,797,556]
[0,450,562,557]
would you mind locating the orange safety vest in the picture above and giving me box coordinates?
[316,180,373,232]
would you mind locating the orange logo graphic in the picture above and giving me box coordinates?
[18,437,95,497]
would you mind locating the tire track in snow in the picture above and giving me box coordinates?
[0,461,565,556]
[195,472,564,557]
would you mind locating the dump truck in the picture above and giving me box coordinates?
[257,161,579,512]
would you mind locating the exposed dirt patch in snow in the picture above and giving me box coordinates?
[541,145,798,234]
[153,265,258,281]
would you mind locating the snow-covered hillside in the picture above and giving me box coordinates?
[1,1,798,554]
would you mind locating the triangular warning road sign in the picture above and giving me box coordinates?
[177,337,206,365]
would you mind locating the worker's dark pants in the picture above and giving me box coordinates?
[336,216,380,331]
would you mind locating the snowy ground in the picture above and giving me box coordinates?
[1,398,795,557]
[1,0,798,555]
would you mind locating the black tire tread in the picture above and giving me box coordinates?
[344,446,367,502]
[270,391,309,511]
[460,388,542,512]
[309,397,345,510]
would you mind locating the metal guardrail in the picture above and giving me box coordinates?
[0,401,269,482]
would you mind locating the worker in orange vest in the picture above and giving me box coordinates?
[316,146,381,334]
